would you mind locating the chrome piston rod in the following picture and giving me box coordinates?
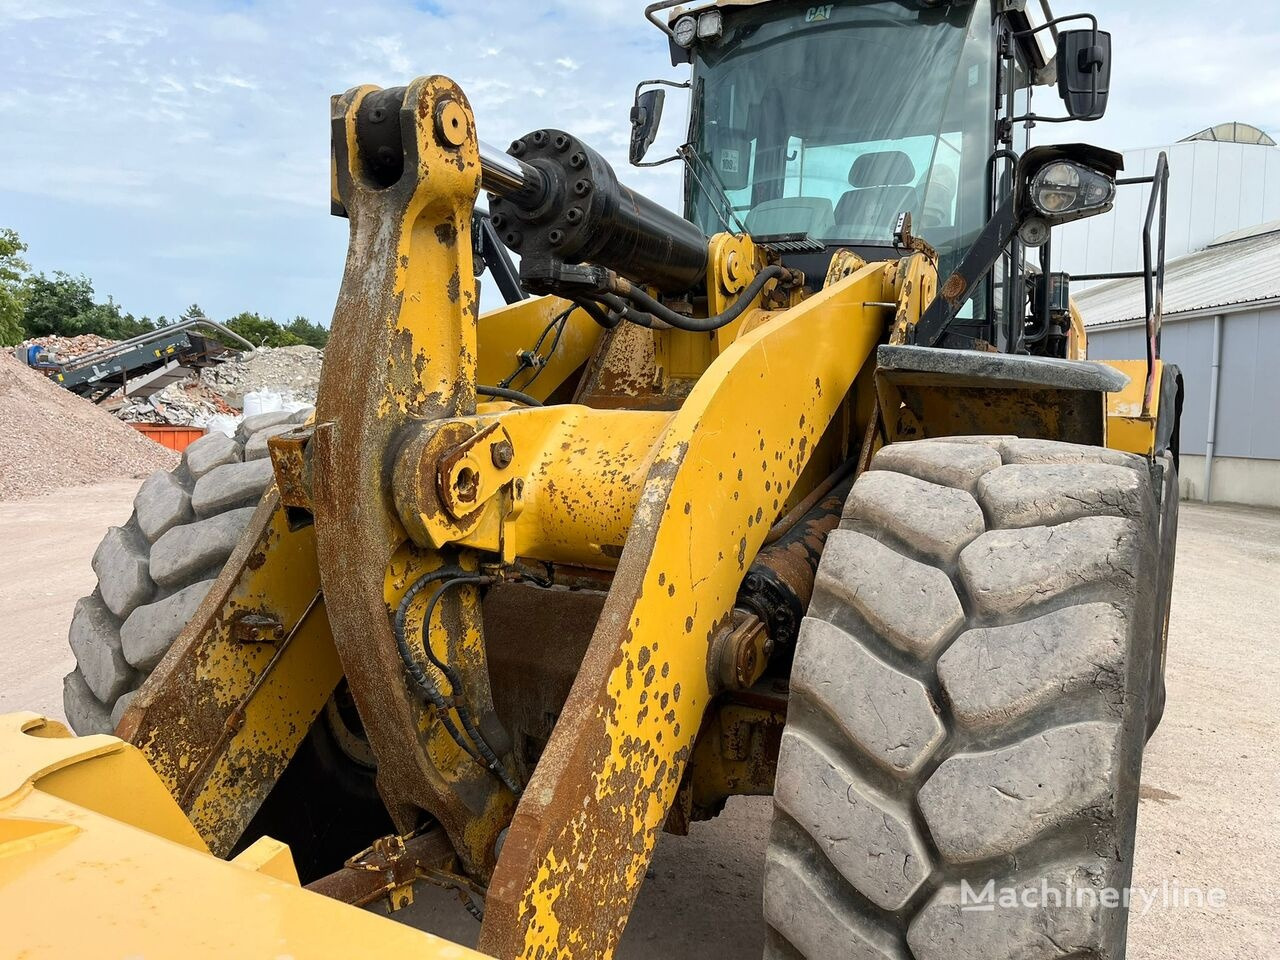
[479,140,548,207]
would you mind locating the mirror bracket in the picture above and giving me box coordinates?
[1009,13,1111,125]
[629,79,690,167]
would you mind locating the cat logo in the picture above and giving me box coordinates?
[805,4,834,22]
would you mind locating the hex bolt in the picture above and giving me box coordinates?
[569,152,586,170]
[505,231,523,248]
[554,134,570,151]
[565,207,583,224]
[509,139,527,156]
[531,130,548,146]
[548,229,565,246]
[491,213,507,230]
[573,179,592,197]
[490,439,515,469]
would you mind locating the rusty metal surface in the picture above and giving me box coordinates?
[313,77,513,878]
[482,582,606,783]
[267,426,314,511]
[396,404,673,568]
[120,490,343,856]
[306,827,456,909]
[687,689,787,820]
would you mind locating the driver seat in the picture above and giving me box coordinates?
[834,150,918,239]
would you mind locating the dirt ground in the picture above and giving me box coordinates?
[2,483,1276,958]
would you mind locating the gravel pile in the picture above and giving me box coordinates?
[203,345,323,406]
[19,333,118,362]
[0,351,178,501]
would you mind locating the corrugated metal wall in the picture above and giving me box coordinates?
[1057,140,1280,289]
[1086,309,1280,460]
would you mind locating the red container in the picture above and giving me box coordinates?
[130,423,205,452]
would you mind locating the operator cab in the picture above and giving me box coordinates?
[631,0,1154,358]
[681,0,994,287]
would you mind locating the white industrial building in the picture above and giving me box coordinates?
[1058,123,1280,508]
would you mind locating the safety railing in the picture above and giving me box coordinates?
[1072,152,1169,417]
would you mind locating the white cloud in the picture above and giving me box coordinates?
[0,1,1275,325]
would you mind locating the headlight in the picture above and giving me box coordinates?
[673,15,697,47]
[1030,161,1115,217]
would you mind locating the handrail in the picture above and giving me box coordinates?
[1140,153,1170,417]
[1067,153,1169,418]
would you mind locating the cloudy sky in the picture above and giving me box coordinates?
[2,0,1278,325]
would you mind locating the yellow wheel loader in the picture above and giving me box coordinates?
[6,2,1183,957]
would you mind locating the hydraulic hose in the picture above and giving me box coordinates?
[477,384,542,407]
[609,265,788,332]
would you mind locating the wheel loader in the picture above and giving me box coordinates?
[4,1,1183,958]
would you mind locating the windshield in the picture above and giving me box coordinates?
[686,0,995,264]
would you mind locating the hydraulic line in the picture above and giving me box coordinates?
[608,265,788,332]
[477,384,542,407]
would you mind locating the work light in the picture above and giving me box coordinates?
[1029,161,1115,217]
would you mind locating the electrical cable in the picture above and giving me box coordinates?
[417,576,521,794]
[392,567,484,765]
[498,307,573,390]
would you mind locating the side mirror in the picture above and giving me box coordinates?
[1057,28,1112,120]
[630,88,666,165]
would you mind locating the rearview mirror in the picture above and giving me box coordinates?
[630,88,666,165]
[1057,28,1111,120]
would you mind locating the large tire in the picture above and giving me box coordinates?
[1145,452,1178,738]
[63,409,305,733]
[62,408,393,880]
[764,437,1164,960]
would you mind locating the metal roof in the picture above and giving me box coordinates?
[1180,122,1276,147]
[1073,224,1280,327]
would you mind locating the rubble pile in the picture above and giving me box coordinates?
[19,333,118,361]
[0,351,178,501]
[203,345,324,407]
[117,379,238,426]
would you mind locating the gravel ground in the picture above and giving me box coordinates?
[2,489,1276,958]
[0,351,178,500]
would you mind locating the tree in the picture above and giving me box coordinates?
[284,314,329,348]
[225,311,303,348]
[0,228,30,345]
[22,271,95,338]
[20,272,154,341]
